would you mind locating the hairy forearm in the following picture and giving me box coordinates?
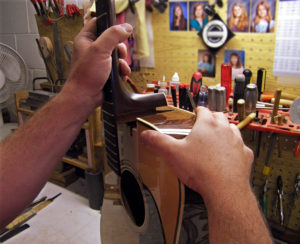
[0,83,94,227]
[205,188,273,244]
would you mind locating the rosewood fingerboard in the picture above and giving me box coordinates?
[95,0,167,175]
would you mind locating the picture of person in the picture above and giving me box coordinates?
[190,2,208,32]
[225,50,245,80]
[251,0,275,33]
[227,1,249,32]
[198,51,215,77]
[169,2,187,31]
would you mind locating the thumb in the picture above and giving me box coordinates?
[94,23,133,55]
[140,130,180,159]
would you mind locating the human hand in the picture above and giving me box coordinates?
[140,107,254,204]
[63,18,132,110]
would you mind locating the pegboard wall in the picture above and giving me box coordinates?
[130,0,300,96]
[243,130,300,234]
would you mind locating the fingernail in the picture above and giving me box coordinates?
[120,23,133,33]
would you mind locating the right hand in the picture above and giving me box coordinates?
[141,107,254,203]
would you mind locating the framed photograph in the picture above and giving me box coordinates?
[224,50,245,80]
[251,0,276,33]
[227,0,250,32]
[189,1,209,32]
[198,50,216,77]
[169,2,188,31]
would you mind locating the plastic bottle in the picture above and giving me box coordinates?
[158,76,168,95]
[170,72,180,94]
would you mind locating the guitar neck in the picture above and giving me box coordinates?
[95,0,167,175]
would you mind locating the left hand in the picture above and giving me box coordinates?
[64,17,132,110]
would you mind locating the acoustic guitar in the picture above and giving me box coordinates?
[96,0,208,243]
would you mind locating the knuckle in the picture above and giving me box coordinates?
[245,146,254,164]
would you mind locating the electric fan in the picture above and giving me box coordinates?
[0,43,29,141]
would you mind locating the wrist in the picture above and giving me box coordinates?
[60,80,101,115]
[58,82,97,119]
[201,183,254,212]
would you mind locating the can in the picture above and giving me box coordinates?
[208,86,216,111]
[245,84,258,115]
[216,86,226,112]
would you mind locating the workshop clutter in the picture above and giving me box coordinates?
[30,0,81,25]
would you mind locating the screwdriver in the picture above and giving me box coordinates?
[171,85,177,107]
[277,176,284,226]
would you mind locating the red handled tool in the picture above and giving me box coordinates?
[30,0,41,16]
[221,63,232,103]
[190,72,202,105]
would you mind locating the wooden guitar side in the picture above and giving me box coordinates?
[136,122,185,244]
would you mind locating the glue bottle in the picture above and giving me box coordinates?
[170,72,180,94]
[158,75,168,95]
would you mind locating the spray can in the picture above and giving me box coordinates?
[221,63,232,103]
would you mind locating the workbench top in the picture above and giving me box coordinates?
[5,182,100,244]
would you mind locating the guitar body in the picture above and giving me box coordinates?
[95,1,208,243]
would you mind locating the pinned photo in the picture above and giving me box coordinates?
[189,2,209,32]
[224,50,245,80]
[169,2,188,31]
[251,0,276,33]
[227,0,250,32]
[198,50,216,77]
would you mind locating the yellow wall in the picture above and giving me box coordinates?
[130,0,300,96]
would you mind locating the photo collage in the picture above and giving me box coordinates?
[169,0,276,77]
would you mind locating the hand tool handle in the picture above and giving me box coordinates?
[256,68,266,101]
[263,133,276,175]
[171,85,177,107]
[263,192,268,217]
[186,89,196,112]
[237,112,255,130]
[243,69,252,88]
[277,176,283,192]
[35,38,54,85]
[271,98,293,107]
[179,84,185,109]
[271,89,282,124]
[281,92,299,101]
[237,99,245,121]
[30,0,41,16]
[221,63,232,102]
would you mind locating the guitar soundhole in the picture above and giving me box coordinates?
[120,170,145,227]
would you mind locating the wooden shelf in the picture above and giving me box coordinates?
[62,157,89,170]
[15,90,104,171]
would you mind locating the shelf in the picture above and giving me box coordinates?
[62,157,89,170]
